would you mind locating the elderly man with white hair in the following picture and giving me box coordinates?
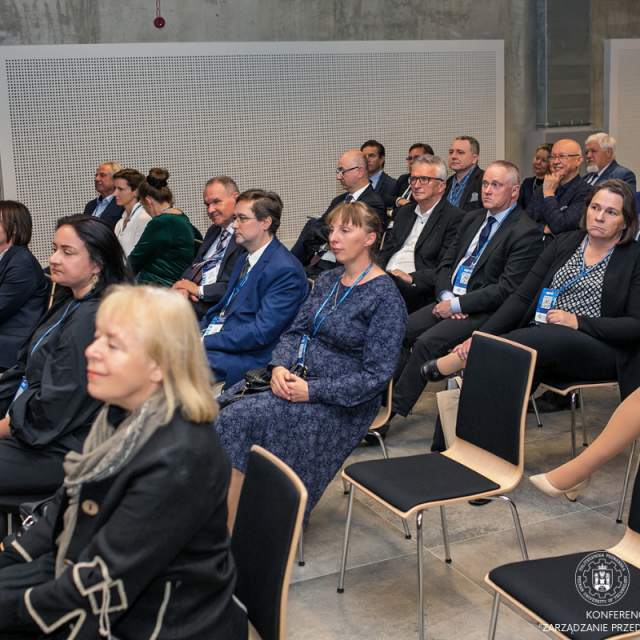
[584,132,636,192]
[82,161,125,230]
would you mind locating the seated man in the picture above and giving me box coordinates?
[290,149,385,278]
[201,190,308,387]
[584,132,636,192]
[443,136,484,212]
[378,154,464,313]
[82,161,125,229]
[382,143,434,212]
[172,176,245,320]
[360,139,396,195]
[526,138,592,246]
[390,161,543,426]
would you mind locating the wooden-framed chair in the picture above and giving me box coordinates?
[336,332,537,640]
[231,445,307,640]
[486,461,640,640]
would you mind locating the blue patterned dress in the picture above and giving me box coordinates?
[215,268,408,522]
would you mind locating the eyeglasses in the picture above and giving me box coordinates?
[549,154,580,161]
[406,155,423,162]
[231,215,257,224]
[336,167,359,177]
[409,176,443,185]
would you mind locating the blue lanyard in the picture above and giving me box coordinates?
[28,300,80,363]
[208,263,252,326]
[447,170,473,205]
[557,237,613,294]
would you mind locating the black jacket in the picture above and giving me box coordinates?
[372,171,397,196]
[443,165,484,212]
[481,231,640,399]
[0,409,247,640]
[378,198,464,295]
[82,198,124,230]
[435,205,543,316]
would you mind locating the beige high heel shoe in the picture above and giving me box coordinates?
[529,474,591,502]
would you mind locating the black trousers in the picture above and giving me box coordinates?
[389,275,434,315]
[391,302,491,416]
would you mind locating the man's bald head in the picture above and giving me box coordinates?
[336,150,370,193]
[550,139,583,184]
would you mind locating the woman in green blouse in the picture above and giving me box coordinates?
[128,168,196,286]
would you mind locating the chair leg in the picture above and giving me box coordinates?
[570,392,577,459]
[374,432,390,459]
[337,485,355,593]
[531,394,542,428]
[488,495,529,561]
[342,476,350,495]
[488,591,501,639]
[579,388,588,447]
[298,525,305,566]
[416,510,425,640]
[617,440,638,524]
[439,505,452,563]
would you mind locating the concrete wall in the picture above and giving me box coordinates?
[1,0,639,175]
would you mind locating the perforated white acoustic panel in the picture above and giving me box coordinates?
[0,41,504,264]
[604,40,640,186]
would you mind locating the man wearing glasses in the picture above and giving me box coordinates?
[378,155,464,313]
[290,149,385,278]
[382,143,435,211]
[526,138,592,246]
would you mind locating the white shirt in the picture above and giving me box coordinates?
[386,200,439,274]
[246,238,272,270]
[115,203,152,256]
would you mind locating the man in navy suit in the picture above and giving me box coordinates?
[172,176,245,320]
[443,136,484,212]
[82,162,125,230]
[290,149,386,278]
[360,140,396,196]
[200,190,308,387]
[584,132,637,192]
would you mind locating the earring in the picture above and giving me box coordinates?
[91,274,99,285]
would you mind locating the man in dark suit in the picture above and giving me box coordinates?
[379,154,464,313]
[172,176,245,320]
[584,132,637,192]
[390,161,543,420]
[290,149,385,278]
[82,162,125,230]
[382,143,434,211]
[443,136,484,212]
[360,140,396,196]
[201,190,308,387]
[526,138,592,247]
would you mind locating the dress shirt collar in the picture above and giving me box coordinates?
[247,237,272,267]
[486,201,517,225]
[349,184,369,201]
[415,197,441,220]
[369,170,383,189]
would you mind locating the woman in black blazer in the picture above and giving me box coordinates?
[0,202,48,371]
[429,179,640,400]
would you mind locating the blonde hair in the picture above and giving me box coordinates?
[97,285,218,424]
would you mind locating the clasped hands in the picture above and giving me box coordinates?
[270,366,309,403]
[432,300,468,320]
[172,280,199,302]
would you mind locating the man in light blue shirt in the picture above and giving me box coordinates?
[82,161,125,230]
[361,140,397,196]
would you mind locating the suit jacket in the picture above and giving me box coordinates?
[372,171,397,196]
[443,165,484,212]
[590,160,637,193]
[290,184,386,265]
[378,198,465,295]
[83,197,125,230]
[0,245,48,369]
[434,205,543,316]
[526,174,592,238]
[382,172,412,208]
[480,231,640,399]
[180,224,246,304]
[201,238,308,385]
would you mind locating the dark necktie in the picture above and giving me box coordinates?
[585,172,598,185]
[191,230,231,285]
[345,194,354,204]
[462,216,497,267]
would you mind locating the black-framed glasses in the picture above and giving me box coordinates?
[336,167,359,177]
[409,176,443,185]
[549,154,580,161]
[231,215,257,224]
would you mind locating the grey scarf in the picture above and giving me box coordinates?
[56,393,168,578]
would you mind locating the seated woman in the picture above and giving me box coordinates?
[517,143,552,210]
[0,215,130,508]
[128,168,196,286]
[113,168,151,256]
[429,179,640,447]
[215,202,408,522]
[0,286,247,639]
[0,201,48,372]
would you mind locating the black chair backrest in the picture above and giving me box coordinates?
[627,463,640,535]
[231,446,307,640]
[455,333,535,466]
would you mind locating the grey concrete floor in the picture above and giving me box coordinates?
[285,384,637,640]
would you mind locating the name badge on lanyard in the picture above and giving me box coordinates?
[6,377,28,417]
[453,266,473,295]
[202,263,218,286]
[204,313,227,335]
[534,288,559,323]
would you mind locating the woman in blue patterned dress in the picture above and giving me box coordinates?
[215,202,408,522]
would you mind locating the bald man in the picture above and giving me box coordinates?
[525,138,592,246]
[290,149,385,277]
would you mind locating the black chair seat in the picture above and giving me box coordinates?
[541,378,617,394]
[489,552,640,640]
[344,453,500,514]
